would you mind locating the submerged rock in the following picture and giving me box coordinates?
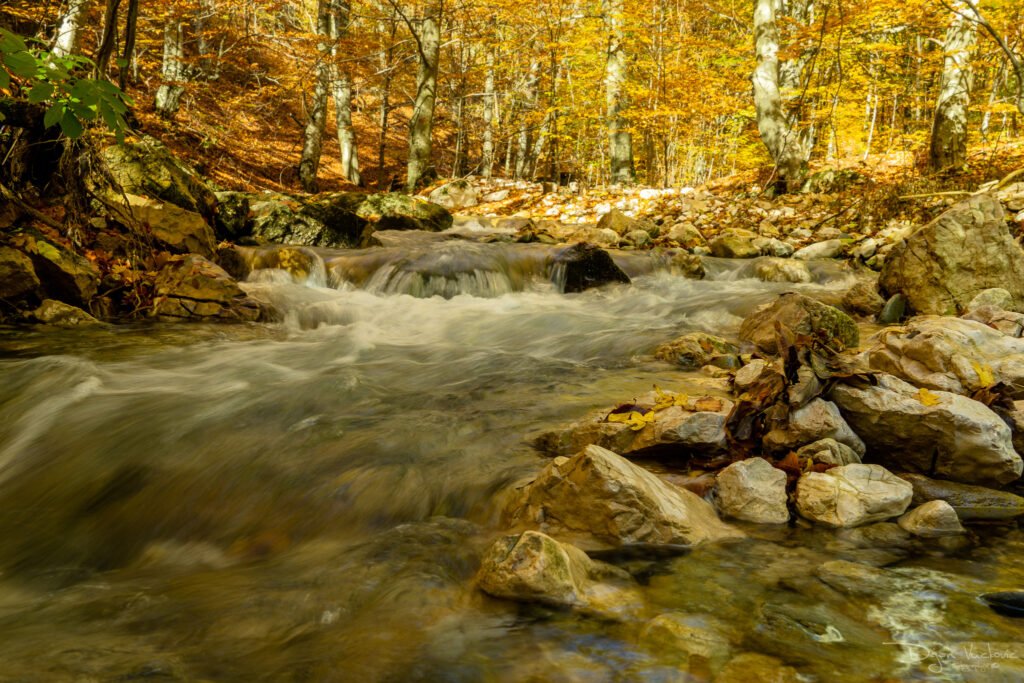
[505,444,742,547]
[716,653,800,683]
[880,194,1024,315]
[739,292,859,354]
[550,242,631,293]
[715,458,789,524]
[897,473,1024,521]
[152,254,262,322]
[795,464,913,528]
[653,332,739,370]
[639,613,732,671]
[897,500,964,538]
[830,374,1023,486]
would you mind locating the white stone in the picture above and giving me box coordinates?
[793,239,844,260]
[796,464,913,528]
[715,458,789,524]
[897,500,965,538]
[763,398,866,457]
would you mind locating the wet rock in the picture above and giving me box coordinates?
[639,613,732,671]
[668,251,705,279]
[834,522,913,550]
[739,292,859,354]
[213,190,252,239]
[763,398,866,456]
[830,374,1023,486]
[716,653,800,683]
[534,389,734,457]
[862,317,1024,396]
[653,332,739,370]
[356,192,453,232]
[664,221,705,248]
[709,229,760,259]
[980,592,1024,618]
[897,473,1024,521]
[152,254,262,322]
[877,293,906,323]
[623,228,651,247]
[733,358,781,393]
[249,193,376,248]
[841,279,885,317]
[968,287,1015,312]
[0,246,40,302]
[591,227,619,246]
[23,236,100,305]
[793,239,844,260]
[851,238,878,260]
[31,299,103,326]
[477,530,637,616]
[880,194,1024,315]
[753,237,794,258]
[715,458,789,524]
[427,179,479,210]
[796,464,913,528]
[795,438,861,466]
[124,194,216,258]
[596,208,655,237]
[550,242,631,293]
[101,136,216,219]
[753,257,811,284]
[897,500,964,537]
[505,444,742,547]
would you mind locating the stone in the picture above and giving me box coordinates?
[795,464,913,528]
[427,180,479,210]
[0,246,40,301]
[897,500,964,537]
[716,653,800,683]
[31,299,102,326]
[152,254,262,322]
[623,228,651,247]
[639,613,732,670]
[23,237,99,305]
[796,438,862,466]
[879,194,1024,315]
[793,239,844,260]
[967,287,1014,312]
[753,257,811,283]
[653,332,739,370]
[213,191,252,239]
[596,208,655,237]
[124,194,216,258]
[841,279,885,317]
[505,444,742,547]
[476,530,635,614]
[481,189,510,203]
[715,458,789,524]
[897,473,1024,521]
[877,293,906,323]
[709,230,760,259]
[356,192,453,232]
[249,193,376,248]
[550,243,630,293]
[763,398,866,456]
[591,227,619,246]
[664,221,705,248]
[100,137,216,219]
[830,374,1022,486]
[668,251,705,279]
[739,292,859,354]
[733,358,783,393]
[534,389,734,457]
[753,237,794,258]
[963,305,1024,337]
[851,238,878,260]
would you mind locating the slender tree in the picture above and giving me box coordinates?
[930,0,977,171]
[603,0,633,184]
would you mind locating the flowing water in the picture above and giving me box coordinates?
[0,230,1021,682]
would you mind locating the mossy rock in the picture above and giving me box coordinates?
[739,292,859,353]
[355,192,453,232]
[101,137,217,220]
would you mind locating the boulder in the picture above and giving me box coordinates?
[653,332,739,370]
[716,654,800,683]
[477,530,636,616]
[753,257,811,284]
[967,287,1014,312]
[897,473,1024,521]
[23,237,99,305]
[534,389,734,457]
[623,229,651,248]
[249,193,376,248]
[879,194,1024,315]
[753,237,795,257]
[152,254,261,322]
[101,137,216,219]
[31,299,102,326]
[715,458,789,524]
[795,464,913,528]
[830,374,1022,486]
[639,613,732,671]
[664,221,705,248]
[550,243,630,293]
[792,239,844,260]
[963,305,1024,337]
[709,230,760,259]
[597,208,656,237]
[897,500,964,537]
[762,398,866,456]
[795,438,861,466]
[505,444,742,546]
[427,180,479,210]
[213,191,252,239]
[356,192,453,232]
[124,194,216,258]
[0,246,40,302]
[841,280,885,317]
[739,292,859,354]
[668,251,705,279]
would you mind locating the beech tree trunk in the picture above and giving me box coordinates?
[481,49,496,179]
[154,19,187,117]
[930,0,977,171]
[298,0,332,192]
[405,3,442,192]
[603,0,634,184]
[752,0,807,193]
[330,0,360,185]
[52,0,90,58]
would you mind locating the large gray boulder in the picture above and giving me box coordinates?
[505,444,742,547]
[739,292,859,354]
[880,194,1024,315]
[356,192,453,232]
[715,457,789,524]
[795,464,913,527]
[830,374,1022,486]
[249,192,377,248]
[101,137,217,220]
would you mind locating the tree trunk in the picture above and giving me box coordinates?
[481,48,496,179]
[929,0,977,171]
[603,0,633,184]
[118,0,140,90]
[405,3,441,192]
[52,0,90,58]
[330,0,361,185]
[154,19,187,117]
[752,0,807,193]
[94,0,123,78]
[298,0,332,192]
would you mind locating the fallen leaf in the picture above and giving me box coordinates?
[917,387,942,406]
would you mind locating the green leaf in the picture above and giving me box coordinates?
[68,101,98,121]
[27,81,54,103]
[0,68,9,91]
[0,29,28,54]
[98,101,118,131]
[59,110,84,138]
[3,51,39,79]
[43,103,64,129]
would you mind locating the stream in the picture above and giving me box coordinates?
[0,227,1022,682]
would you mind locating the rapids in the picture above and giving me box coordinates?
[0,230,1021,681]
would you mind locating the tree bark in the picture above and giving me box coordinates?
[154,19,187,117]
[52,0,90,58]
[94,0,123,78]
[603,0,634,184]
[405,2,442,192]
[481,48,496,179]
[929,0,977,171]
[118,0,140,90]
[330,0,361,185]
[298,0,333,193]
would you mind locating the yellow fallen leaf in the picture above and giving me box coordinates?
[971,361,996,389]
[917,387,942,406]
[693,396,724,412]
[607,410,657,431]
